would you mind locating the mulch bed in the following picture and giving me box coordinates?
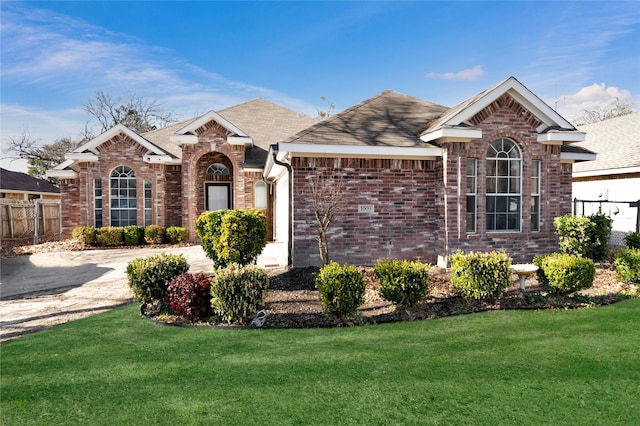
[149,264,638,329]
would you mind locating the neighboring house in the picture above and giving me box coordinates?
[47,99,316,240]
[264,77,594,266]
[572,113,640,247]
[0,168,61,202]
[49,77,595,266]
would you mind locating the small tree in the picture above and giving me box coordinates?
[307,158,347,265]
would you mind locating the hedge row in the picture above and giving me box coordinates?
[72,225,188,246]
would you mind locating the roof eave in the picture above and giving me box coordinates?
[420,127,483,144]
[278,142,443,160]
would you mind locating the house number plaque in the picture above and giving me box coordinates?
[358,205,375,213]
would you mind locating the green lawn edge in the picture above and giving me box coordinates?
[2,299,639,425]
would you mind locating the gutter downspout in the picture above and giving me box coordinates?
[271,148,293,267]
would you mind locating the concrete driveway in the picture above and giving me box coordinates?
[0,243,287,341]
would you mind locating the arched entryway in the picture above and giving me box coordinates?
[196,152,234,213]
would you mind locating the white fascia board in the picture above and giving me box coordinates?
[46,169,77,179]
[53,159,75,170]
[170,134,199,144]
[227,136,254,147]
[278,142,443,159]
[243,167,264,173]
[573,166,640,178]
[143,155,181,164]
[538,131,586,144]
[175,110,249,138]
[420,127,482,143]
[445,77,574,130]
[77,124,166,155]
[65,152,99,162]
[560,152,597,163]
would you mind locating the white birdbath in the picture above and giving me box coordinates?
[510,264,539,299]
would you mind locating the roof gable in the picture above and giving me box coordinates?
[74,124,169,156]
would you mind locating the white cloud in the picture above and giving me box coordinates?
[426,66,485,81]
[553,83,636,123]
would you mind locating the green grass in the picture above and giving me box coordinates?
[2,300,639,425]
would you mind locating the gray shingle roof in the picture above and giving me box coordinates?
[283,90,448,147]
[0,168,60,194]
[142,99,316,167]
[573,112,640,173]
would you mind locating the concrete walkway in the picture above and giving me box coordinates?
[0,243,287,340]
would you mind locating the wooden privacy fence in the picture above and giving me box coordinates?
[0,201,60,244]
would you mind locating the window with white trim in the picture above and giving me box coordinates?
[531,160,541,232]
[94,178,102,228]
[466,158,477,233]
[486,138,521,232]
[144,179,152,227]
[110,166,137,226]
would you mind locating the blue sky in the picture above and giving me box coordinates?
[2,1,639,172]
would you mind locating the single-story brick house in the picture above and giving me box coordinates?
[572,112,640,246]
[264,77,595,266]
[49,76,595,266]
[47,99,316,240]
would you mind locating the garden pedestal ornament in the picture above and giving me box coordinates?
[510,264,539,299]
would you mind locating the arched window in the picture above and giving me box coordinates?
[486,138,521,232]
[254,181,267,210]
[110,166,137,226]
[206,163,230,180]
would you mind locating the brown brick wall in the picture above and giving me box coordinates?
[289,99,574,266]
[291,157,439,266]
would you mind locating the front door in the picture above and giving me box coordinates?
[206,183,231,211]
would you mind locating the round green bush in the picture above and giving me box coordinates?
[166,226,188,244]
[210,263,269,323]
[374,259,430,307]
[144,225,165,244]
[123,226,144,246]
[72,226,97,246]
[96,226,124,246]
[450,251,512,300]
[533,253,595,294]
[315,262,365,320]
[126,253,189,304]
[614,248,640,284]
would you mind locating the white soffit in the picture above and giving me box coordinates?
[143,155,181,164]
[538,131,586,144]
[65,153,98,161]
[560,151,597,163]
[573,166,640,178]
[46,169,77,179]
[278,142,443,159]
[420,127,482,143]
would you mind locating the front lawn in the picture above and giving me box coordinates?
[2,299,639,425]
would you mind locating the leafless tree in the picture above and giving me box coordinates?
[573,98,635,126]
[315,96,336,121]
[84,91,176,134]
[307,158,349,265]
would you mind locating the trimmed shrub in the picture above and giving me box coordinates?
[144,224,165,244]
[210,263,269,323]
[166,226,188,244]
[614,248,640,284]
[123,226,144,246]
[196,209,267,267]
[126,253,189,304]
[553,213,612,261]
[450,251,512,300]
[533,253,595,294]
[374,259,430,307]
[96,226,124,247]
[72,226,97,246]
[624,232,640,250]
[315,262,365,320]
[167,272,212,321]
